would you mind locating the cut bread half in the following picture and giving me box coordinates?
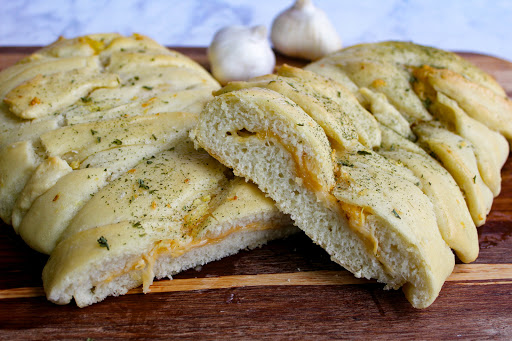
[192,42,510,307]
[191,86,455,308]
[1,33,296,307]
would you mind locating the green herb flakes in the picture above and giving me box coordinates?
[392,209,401,219]
[338,160,354,167]
[137,179,150,190]
[97,236,110,250]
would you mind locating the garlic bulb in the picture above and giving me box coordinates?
[208,25,276,85]
[271,0,342,60]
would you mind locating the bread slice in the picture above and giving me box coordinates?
[0,141,39,224]
[427,92,508,196]
[327,59,433,122]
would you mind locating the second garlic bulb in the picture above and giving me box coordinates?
[208,25,276,85]
[271,0,342,60]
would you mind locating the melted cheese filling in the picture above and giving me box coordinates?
[339,202,378,255]
[234,129,328,195]
[212,126,400,282]
[232,129,392,270]
[99,221,277,293]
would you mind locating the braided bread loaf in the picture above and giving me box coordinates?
[191,42,511,308]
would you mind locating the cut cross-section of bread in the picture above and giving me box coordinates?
[43,173,294,307]
[191,86,455,308]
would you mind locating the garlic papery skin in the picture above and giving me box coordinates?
[208,25,276,85]
[271,0,342,60]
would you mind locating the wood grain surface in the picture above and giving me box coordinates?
[1,47,512,340]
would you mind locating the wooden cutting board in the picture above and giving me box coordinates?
[1,47,511,340]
